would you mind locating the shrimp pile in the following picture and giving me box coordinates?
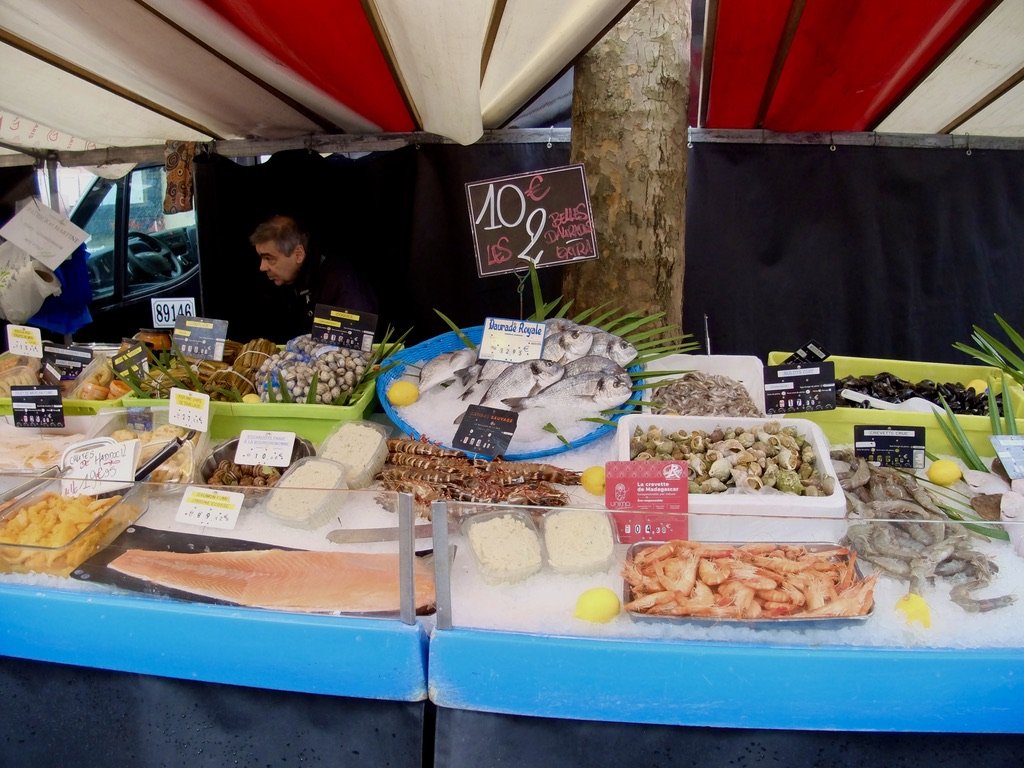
[623,539,876,620]
[832,448,1015,613]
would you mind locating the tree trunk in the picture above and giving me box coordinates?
[563,0,689,331]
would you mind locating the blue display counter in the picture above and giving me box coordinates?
[0,583,429,700]
[428,628,1024,733]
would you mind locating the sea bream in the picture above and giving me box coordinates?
[456,359,565,422]
[502,371,634,413]
[458,358,513,404]
[588,333,638,366]
[418,348,478,392]
[541,328,595,364]
[563,355,628,378]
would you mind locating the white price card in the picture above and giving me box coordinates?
[168,387,210,432]
[60,437,139,496]
[479,317,546,363]
[233,430,296,467]
[175,485,243,530]
[6,324,43,358]
[151,297,195,328]
[0,198,89,269]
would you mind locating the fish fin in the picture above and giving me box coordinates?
[501,396,526,411]
[453,364,480,386]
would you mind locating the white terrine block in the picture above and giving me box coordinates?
[615,414,846,543]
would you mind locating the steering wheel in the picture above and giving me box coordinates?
[127,231,183,280]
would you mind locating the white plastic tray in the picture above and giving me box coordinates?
[615,414,846,543]
[643,354,766,414]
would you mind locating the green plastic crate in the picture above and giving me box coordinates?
[766,352,1024,457]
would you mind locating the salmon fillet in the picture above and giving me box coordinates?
[108,548,435,613]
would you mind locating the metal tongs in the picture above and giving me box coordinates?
[134,429,197,482]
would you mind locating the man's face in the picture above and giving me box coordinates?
[256,241,305,286]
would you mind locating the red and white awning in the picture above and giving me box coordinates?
[0,0,633,154]
[698,0,1024,138]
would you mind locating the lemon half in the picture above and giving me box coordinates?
[574,587,620,623]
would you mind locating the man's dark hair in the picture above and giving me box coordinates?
[249,215,308,254]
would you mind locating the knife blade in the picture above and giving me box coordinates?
[326,523,434,544]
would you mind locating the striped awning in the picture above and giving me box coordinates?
[0,0,634,156]
[698,0,1024,138]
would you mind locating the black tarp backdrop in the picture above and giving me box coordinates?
[683,142,1024,364]
[192,143,568,345]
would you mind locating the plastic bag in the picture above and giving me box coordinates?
[0,241,62,323]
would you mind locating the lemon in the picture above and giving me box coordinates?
[241,393,261,404]
[387,380,420,407]
[574,587,620,623]
[927,459,962,486]
[580,465,606,496]
[966,378,988,394]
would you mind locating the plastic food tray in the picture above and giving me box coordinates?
[622,541,872,627]
[0,481,149,576]
[615,414,847,543]
[766,352,1024,457]
[463,508,544,584]
[377,326,643,460]
[643,354,766,415]
[199,436,316,506]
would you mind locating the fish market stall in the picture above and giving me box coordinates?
[1,325,1024,767]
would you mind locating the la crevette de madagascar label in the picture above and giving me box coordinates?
[854,425,926,469]
[604,460,688,543]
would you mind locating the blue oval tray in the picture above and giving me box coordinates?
[375,325,642,460]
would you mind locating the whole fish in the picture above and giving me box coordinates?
[418,348,478,392]
[459,358,512,403]
[563,355,628,378]
[541,329,595,364]
[589,333,638,366]
[456,360,565,422]
[502,372,634,413]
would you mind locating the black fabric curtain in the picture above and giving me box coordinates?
[683,143,1024,364]
[192,143,568,344]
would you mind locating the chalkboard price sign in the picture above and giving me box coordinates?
[466,164,599,277]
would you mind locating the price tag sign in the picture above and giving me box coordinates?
[990,436,1024,480]
[453,404,518,457]
[42,344,92,384]
[233,430,296,467]
[605,461,688,543]
[764,361,837,414]
[310,304,378,351]
[111,343,149,378]
[478,317,546,363]
[168,387,210,432]
[151,297,195,329]
[466,164,599,277]
[854,426,926,468]
[783,339,829,365]
[175,485,243,530]
[10,385,64,428]
[6,324,43,358]
[60,437,139,496]
[172,316,228,361]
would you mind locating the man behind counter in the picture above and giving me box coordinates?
[249,214,378,342]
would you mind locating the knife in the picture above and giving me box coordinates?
[326,523,434,544]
